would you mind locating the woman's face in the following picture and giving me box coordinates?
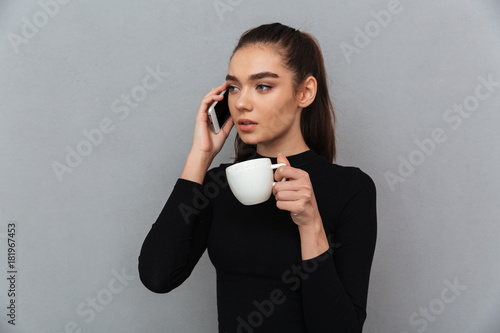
[226,45,308,155]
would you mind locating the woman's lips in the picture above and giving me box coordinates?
[238,119,258,132]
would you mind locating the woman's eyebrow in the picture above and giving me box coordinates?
[225,72,280,82]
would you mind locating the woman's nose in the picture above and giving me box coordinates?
[235,89,253,112]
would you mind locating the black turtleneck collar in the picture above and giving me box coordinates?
[253,149,322,168]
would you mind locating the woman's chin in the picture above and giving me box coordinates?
[238,133,260,145]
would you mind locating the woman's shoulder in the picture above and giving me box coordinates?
[333,164,376,195]
[309,154,376,195]
[206,162,232,176]
[329,162,373,183]
[200,163,230,187]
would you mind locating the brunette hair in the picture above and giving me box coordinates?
[231,22,336,163]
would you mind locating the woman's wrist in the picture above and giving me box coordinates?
[298,218,330,260]
[180,150,213,185]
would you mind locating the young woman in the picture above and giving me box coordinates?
[139,23,377,332]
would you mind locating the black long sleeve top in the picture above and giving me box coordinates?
[138,149,377,332]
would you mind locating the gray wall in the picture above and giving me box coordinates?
[1,1,499,332]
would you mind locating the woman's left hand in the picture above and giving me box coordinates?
[272,154,322,228]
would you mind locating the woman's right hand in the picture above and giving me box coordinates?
[181,83,234,184]
[191,82,234,160]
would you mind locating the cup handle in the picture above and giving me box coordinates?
[271,163,287,185]
[271,163,286,169]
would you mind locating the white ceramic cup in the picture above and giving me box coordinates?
[226,158,286,205]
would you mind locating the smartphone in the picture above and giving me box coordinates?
[208,90,230,133]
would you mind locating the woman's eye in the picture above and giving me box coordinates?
[257,84,272,91]
[227,85,238,92]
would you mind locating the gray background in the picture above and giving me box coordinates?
[1,0,500,332]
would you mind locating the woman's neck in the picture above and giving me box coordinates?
[256,140,309,158]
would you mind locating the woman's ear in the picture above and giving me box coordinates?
[297,76,317,108]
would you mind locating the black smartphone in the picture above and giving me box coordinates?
[208,90,230,133]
